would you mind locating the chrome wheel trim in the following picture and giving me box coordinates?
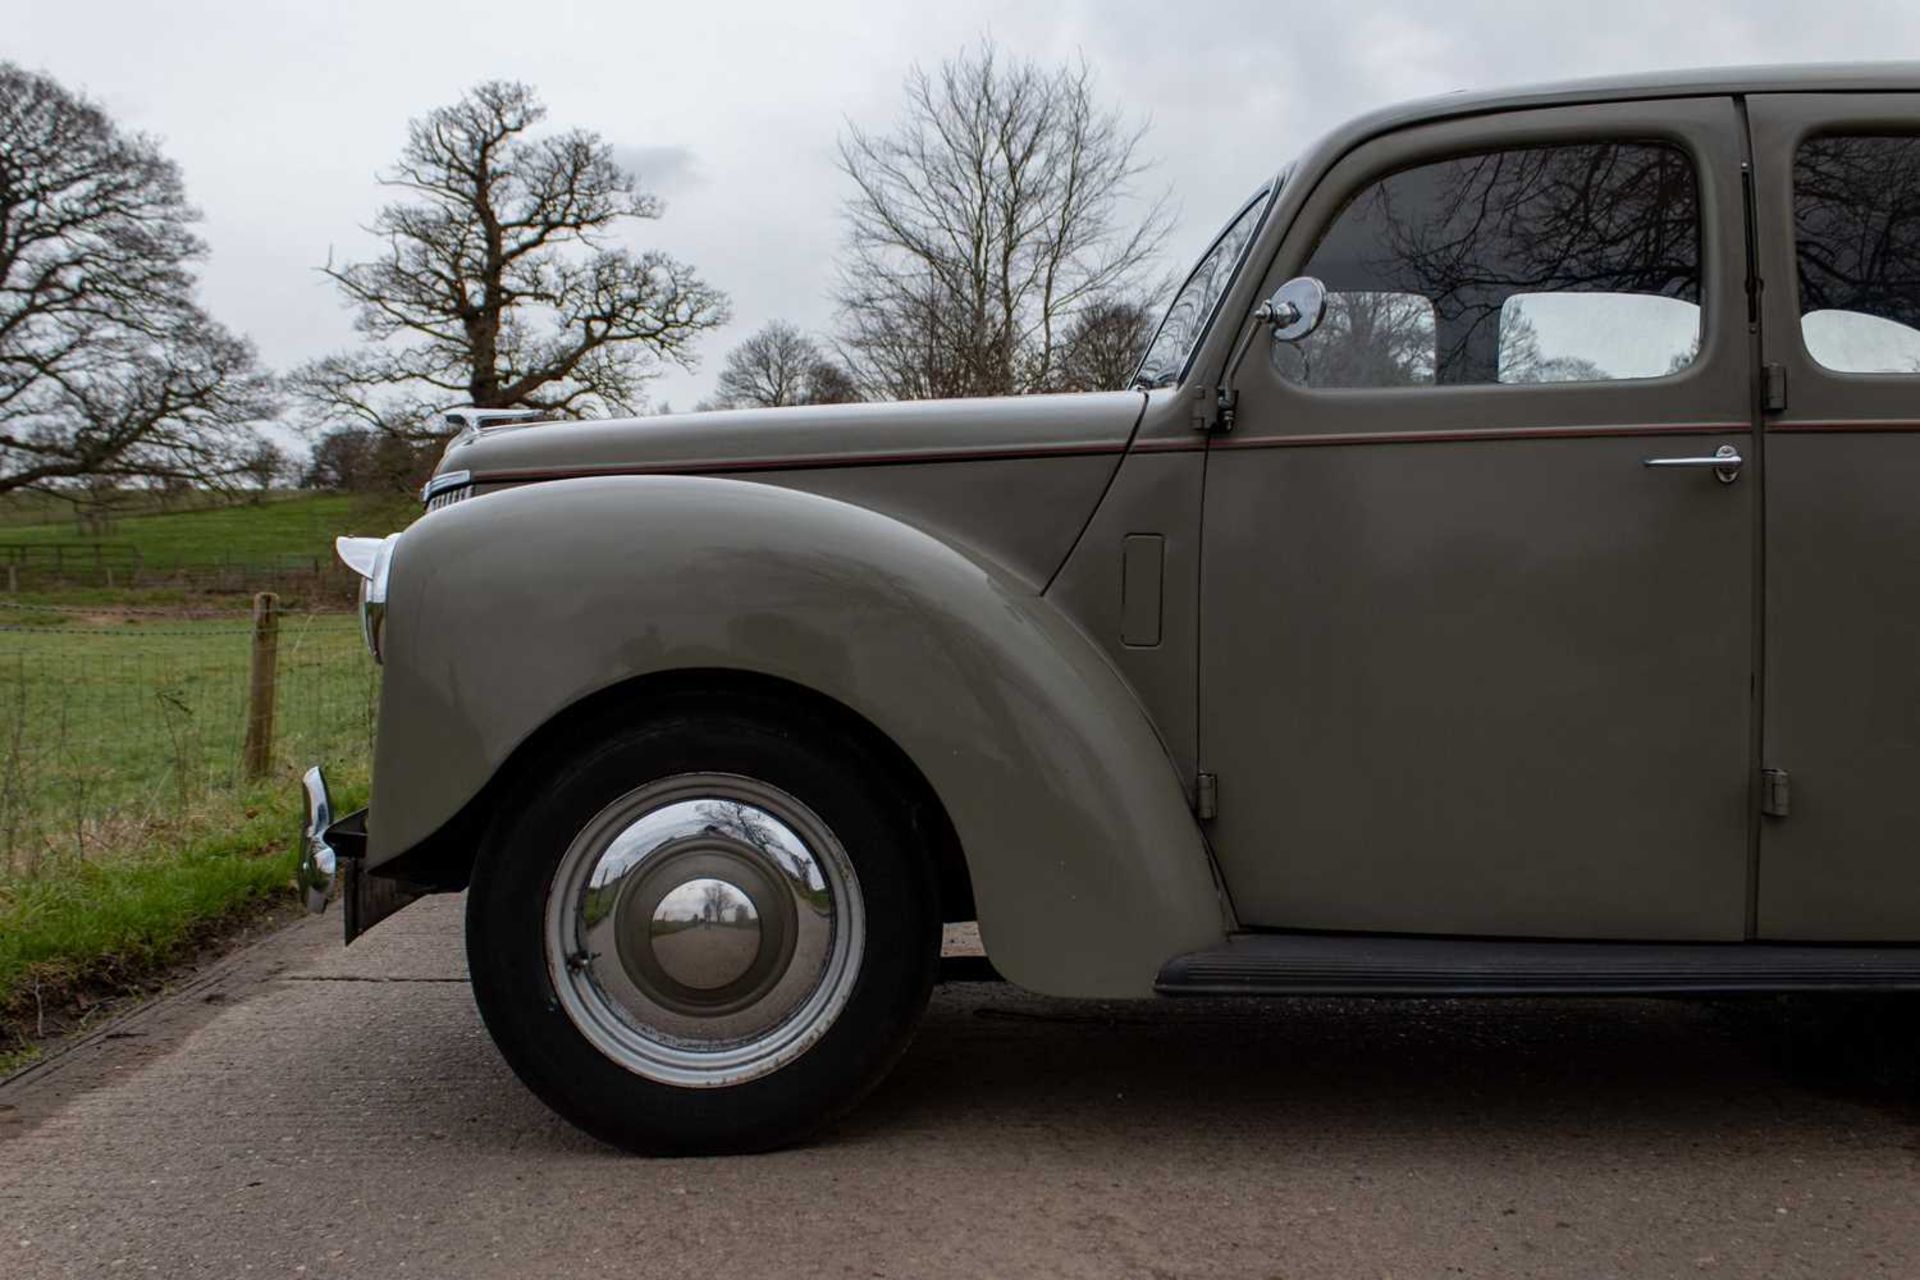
[544,773,865,1088]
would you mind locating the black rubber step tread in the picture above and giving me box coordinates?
[1156,934,1920,996]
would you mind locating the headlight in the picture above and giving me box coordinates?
[335,533,400,663]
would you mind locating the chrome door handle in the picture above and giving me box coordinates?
[1642,444,1743,483]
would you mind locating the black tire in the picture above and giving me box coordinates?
[466,696,940,1155]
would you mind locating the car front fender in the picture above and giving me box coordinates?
[370,475,1227,997]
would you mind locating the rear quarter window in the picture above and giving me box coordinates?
[1794,133,1920,374]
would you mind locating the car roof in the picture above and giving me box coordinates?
[1355,62,1920,139]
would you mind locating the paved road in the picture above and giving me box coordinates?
[4,896,1920,1279]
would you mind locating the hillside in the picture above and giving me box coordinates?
[0,492,417,569]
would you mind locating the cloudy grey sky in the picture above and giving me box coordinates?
[15,0,1920,415]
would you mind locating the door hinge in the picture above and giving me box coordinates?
[1762,362,1787,413]
[1761,768,1791,818]
[1213,387,1238,433]
[1195,772,1218,820]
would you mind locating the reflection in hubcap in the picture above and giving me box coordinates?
[544,774,865,1088]
[648,878,762,990]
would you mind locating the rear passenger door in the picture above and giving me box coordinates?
[1750,96,1920,940]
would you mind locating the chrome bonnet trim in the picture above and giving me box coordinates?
[420,469,473,503]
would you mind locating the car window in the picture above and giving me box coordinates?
[1278,141,1702,389]
[1794,134,1920,374]
[1801,309,1920,373]
[1497,292,1701,383]
[1271,292,1436,386]
[1135,187,1273,388]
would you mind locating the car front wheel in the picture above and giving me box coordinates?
[466,700,940,1154]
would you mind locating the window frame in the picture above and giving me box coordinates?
[1748,93,1920,427]
[1222,96,1747,440]
[1277,137,1707,394]
[1133,179,1284,390]
[1788,128,1920,379]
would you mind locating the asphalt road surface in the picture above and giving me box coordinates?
[5,895,1920,1279]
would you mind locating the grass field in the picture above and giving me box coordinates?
[0,491,403,1054]
[0,490,416,570]
[0,611,376,1052]
[0,780,356,1060]
[0,615,375,869]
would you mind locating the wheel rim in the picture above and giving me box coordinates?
[543,772,865,1087]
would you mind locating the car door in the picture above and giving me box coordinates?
[1750,95,1920,941]
[1200,98,1758,939]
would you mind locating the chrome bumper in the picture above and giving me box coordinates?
[298,766,338,914]
[299,765,417,944]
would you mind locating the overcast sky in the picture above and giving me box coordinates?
[15,0,1920,418]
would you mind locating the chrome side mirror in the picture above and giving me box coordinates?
[1258,277,1326,343]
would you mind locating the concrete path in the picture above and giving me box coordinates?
[4,896,1919,1278]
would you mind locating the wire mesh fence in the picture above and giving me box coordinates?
[0,548,361,608]
[0,602,375,876]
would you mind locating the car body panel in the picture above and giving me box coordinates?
[1749,93,1920,939]
[1045,388,1209,792]
[445,392,1146,590]
[357,65,1920,998]
[1197,96,1761,940]
[369,476,1227,996]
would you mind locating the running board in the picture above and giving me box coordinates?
[1156,934,1920,996]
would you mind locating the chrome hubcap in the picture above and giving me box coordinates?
[545,773,864,1087]
[649,878,762,990]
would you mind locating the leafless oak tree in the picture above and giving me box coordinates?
[239,440,289,495]
[1050,297,1156,392]
[710,321,859,408]
[294,81,728,440]
[836,41,1169,400]
[301,426,428,493]
[0,63,276,495]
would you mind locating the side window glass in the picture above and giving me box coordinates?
[1271,292,1435,386]
[1794,134,1920,374]
[1498,293,1702,383]
[1277,141,1702,389]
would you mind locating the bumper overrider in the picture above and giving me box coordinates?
[299,766,421,943]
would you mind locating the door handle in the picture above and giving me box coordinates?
[1642,444,1742,484]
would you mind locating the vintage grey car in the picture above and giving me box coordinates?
[305,64,1920,1154]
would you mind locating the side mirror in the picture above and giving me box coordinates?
[1258,277,1327,343]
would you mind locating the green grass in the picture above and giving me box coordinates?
[0,491,416,570]
[0,585,260,613]
[0,617,375,866]
[0,794,296,1001]
[0,614,377,1049]
[0,776,369,1046]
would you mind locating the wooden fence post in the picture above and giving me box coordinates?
[242,592,280,780]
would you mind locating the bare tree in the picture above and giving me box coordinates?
[800,360,860,406]
[301,425,434,493]
[699,879,731,925]
[0,63,277,495]
[239,440,287,496]
[710,321,860,408]
[836,41,1169,400]
[1050,297,1156,392]
[1277,292,1439,388]
[1277,293,1609,388]
[293,81,728,441]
